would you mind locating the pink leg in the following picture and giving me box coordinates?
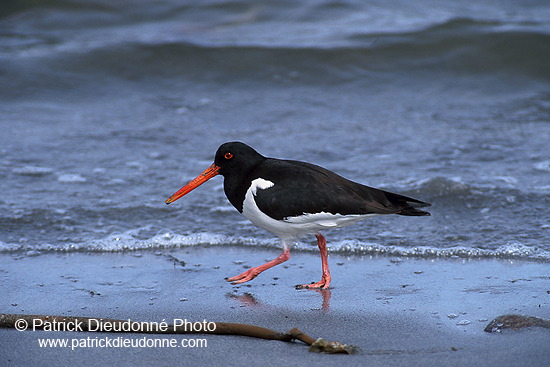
[296,233,331,289]
[226,246,290,284]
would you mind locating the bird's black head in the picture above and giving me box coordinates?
[214,142,265,177]
[165,141,264,206]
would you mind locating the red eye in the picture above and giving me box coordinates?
[224,152,233,160]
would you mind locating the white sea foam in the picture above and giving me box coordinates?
[57,173,87,183]
[1,231,548,261]
[12,166,54,176]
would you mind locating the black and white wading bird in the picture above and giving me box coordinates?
[166,142,430,289]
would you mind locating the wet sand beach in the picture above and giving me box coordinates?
[2,247,549,366]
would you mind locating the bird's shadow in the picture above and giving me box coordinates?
[226,288,332,312]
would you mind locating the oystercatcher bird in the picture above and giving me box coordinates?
[166,142,430,289]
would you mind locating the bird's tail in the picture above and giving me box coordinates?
[397,206,431,216]
[385,191,431,216]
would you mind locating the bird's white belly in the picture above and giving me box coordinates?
[241,178,376,240]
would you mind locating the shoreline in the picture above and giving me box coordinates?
[2,247,549,366]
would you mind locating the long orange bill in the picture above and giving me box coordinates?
[165,163,221,204]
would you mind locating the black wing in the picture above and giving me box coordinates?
[252,159,430,221]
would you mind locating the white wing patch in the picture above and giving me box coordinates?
[250,178,274,195]
[284,212,378,228]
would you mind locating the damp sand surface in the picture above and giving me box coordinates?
[2,247,549,366]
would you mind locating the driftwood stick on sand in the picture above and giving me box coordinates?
[0,313,357,354]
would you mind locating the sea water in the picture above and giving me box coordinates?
[1,1,549,260]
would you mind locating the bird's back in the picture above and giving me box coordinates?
[251,158,430,220]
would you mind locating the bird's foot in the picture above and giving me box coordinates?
[225,268,260,285]
[225,247,291,285]
[295,277,331,290]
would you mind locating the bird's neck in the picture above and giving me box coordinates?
[223,174,252,213]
